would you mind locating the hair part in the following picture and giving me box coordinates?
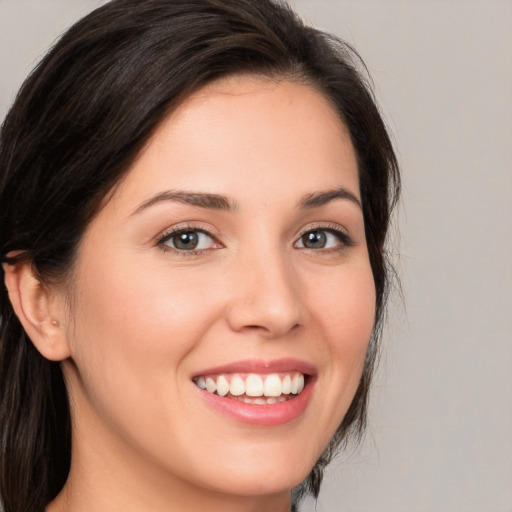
[0,1,400,510]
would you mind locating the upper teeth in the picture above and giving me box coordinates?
[194,372,305,397]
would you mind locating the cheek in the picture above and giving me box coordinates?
[309,260,376,361]
[63,255,229,460]
[69,258,219,373]
[66,251,218,413]
[304,259,376,435]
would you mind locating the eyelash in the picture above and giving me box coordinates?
[300,224,354,248]
[156,223,354,256]
[157,224,221,256]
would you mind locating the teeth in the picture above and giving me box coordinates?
[297,374,305,394]
[291,374,304,394]
[196,376,206,390]
[205,377,216,394]
[229,375,245,396]
[282,375,291,394]
[216,375,229,397]
[194,371,307,400]
[263,374,282,397]
[232,396,285,405]
[245,374,264,397]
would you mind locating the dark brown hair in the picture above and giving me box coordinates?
[0,1,400,510]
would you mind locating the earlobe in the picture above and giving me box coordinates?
[3,259,71,361]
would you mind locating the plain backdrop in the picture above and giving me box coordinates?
[1,1,511,511]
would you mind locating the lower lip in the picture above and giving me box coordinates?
[195,378,316,426]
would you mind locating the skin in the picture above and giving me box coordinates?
[9,76,376,512]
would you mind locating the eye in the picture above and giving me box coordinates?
[159,228,218,252]
[294,228,352,250]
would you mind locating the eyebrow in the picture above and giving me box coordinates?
[131,185,361,216]
[131,190,236,215]
[298,187,362,210]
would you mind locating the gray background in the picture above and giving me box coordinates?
[1,1,511,511]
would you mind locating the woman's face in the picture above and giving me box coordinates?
[59,76,375,504]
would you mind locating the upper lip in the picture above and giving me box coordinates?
[192,358,317,378]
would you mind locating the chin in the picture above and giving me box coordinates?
[205,468,308,499]
[188,441,318,498]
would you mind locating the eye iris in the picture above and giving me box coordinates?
[174,231,198,250]
[302,230,327,249]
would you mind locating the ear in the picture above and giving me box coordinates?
[3,259,71,361]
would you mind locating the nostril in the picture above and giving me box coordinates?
[231,321,301,338]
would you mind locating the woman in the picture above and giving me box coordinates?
[0,1,399,511]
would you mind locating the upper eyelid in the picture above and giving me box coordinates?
[295,222,351,238]
[156,223,220,244]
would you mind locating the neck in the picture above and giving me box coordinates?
[48,482,291,512]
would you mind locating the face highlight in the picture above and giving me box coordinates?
[56,76,376,509]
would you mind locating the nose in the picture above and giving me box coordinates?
[225,250,304,338]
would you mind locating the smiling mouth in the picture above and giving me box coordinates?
[193,372,306,405]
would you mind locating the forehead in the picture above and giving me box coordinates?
[110,75,359,211]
